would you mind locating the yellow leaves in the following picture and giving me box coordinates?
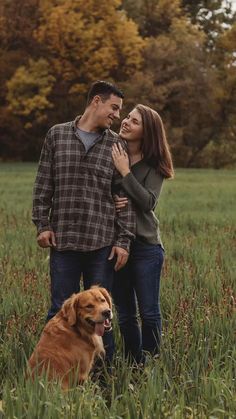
[6,58,55,127]
[111,15,145,75]
[36,6,85,58]
[4,0,144,120]
[35,0,143,86]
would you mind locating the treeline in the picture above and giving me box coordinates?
[0,0,235,167]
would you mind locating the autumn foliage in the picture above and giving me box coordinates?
[0,0,235,166]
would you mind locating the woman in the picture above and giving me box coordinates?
[112,104,174,364]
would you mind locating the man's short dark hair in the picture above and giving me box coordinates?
[86,80,124,106]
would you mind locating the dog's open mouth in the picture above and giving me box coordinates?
[86,318,112,336]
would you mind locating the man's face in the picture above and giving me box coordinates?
[94,94,123,129]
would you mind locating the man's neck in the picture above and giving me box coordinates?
[77,112,101,133]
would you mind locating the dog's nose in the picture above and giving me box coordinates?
[102,309,111,319]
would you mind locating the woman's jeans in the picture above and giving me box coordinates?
[112,241,164,363]
[48,246,114,362]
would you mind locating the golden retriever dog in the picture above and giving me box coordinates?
[28,286,112,389]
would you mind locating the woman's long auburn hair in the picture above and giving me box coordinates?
[135,104,174,179]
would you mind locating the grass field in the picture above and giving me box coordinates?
[0,163,235,418]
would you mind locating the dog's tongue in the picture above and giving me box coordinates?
[95,323,105,336]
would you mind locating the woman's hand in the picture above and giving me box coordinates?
[113,194,128,212]
[112,143,130,177]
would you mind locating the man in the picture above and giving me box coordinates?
[32,81,136,361]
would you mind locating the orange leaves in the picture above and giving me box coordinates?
[35,0,144,88]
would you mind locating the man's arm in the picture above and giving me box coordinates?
[32,129,55,246]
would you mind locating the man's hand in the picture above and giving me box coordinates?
[108,246,129,271]
[37,230,56,248]
[113,194,128,212]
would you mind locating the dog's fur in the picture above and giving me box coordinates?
[28,286,112,389]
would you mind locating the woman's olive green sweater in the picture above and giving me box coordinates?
[120,160,164,247]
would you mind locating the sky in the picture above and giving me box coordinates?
[229,0,236,10]
[222,0,236,11]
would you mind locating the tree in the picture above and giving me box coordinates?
[0,0,40,52]
[200,21,236,168]
[182,0,235,48]
[1,0,144,159]
[7,59,56,128]
[122,0,182,36]
[0,0,235,166]
[0,0,41,108]
[35,0,144,94]
[122,17,222,166]
[0,0,43,159]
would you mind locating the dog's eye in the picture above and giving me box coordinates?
[86,304,94,309]
[98,298,106,303]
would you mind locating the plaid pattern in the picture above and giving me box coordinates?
[32,117,136,252]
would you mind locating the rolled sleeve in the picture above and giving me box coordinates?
[32,130,54,234]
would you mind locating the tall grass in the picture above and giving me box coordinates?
[0,164,235,418]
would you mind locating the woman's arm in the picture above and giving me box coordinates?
[112,143,163,212]
[121,170,163,212]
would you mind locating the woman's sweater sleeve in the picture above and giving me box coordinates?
[120,169,163,213]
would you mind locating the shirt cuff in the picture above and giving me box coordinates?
[113,239,131,253]
[36,224,53,235]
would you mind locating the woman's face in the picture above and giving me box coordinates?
[119,108,143,143]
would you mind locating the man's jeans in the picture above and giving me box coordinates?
[112,241,164,363]
[48,246,114,362]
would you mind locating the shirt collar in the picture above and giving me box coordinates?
[73,116,107,139]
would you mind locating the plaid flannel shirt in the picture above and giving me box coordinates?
[32,117,136,252]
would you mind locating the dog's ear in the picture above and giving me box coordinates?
[61,294,79,326]
[98,287,112,308]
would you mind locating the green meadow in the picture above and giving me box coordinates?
[0,163,235,418]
